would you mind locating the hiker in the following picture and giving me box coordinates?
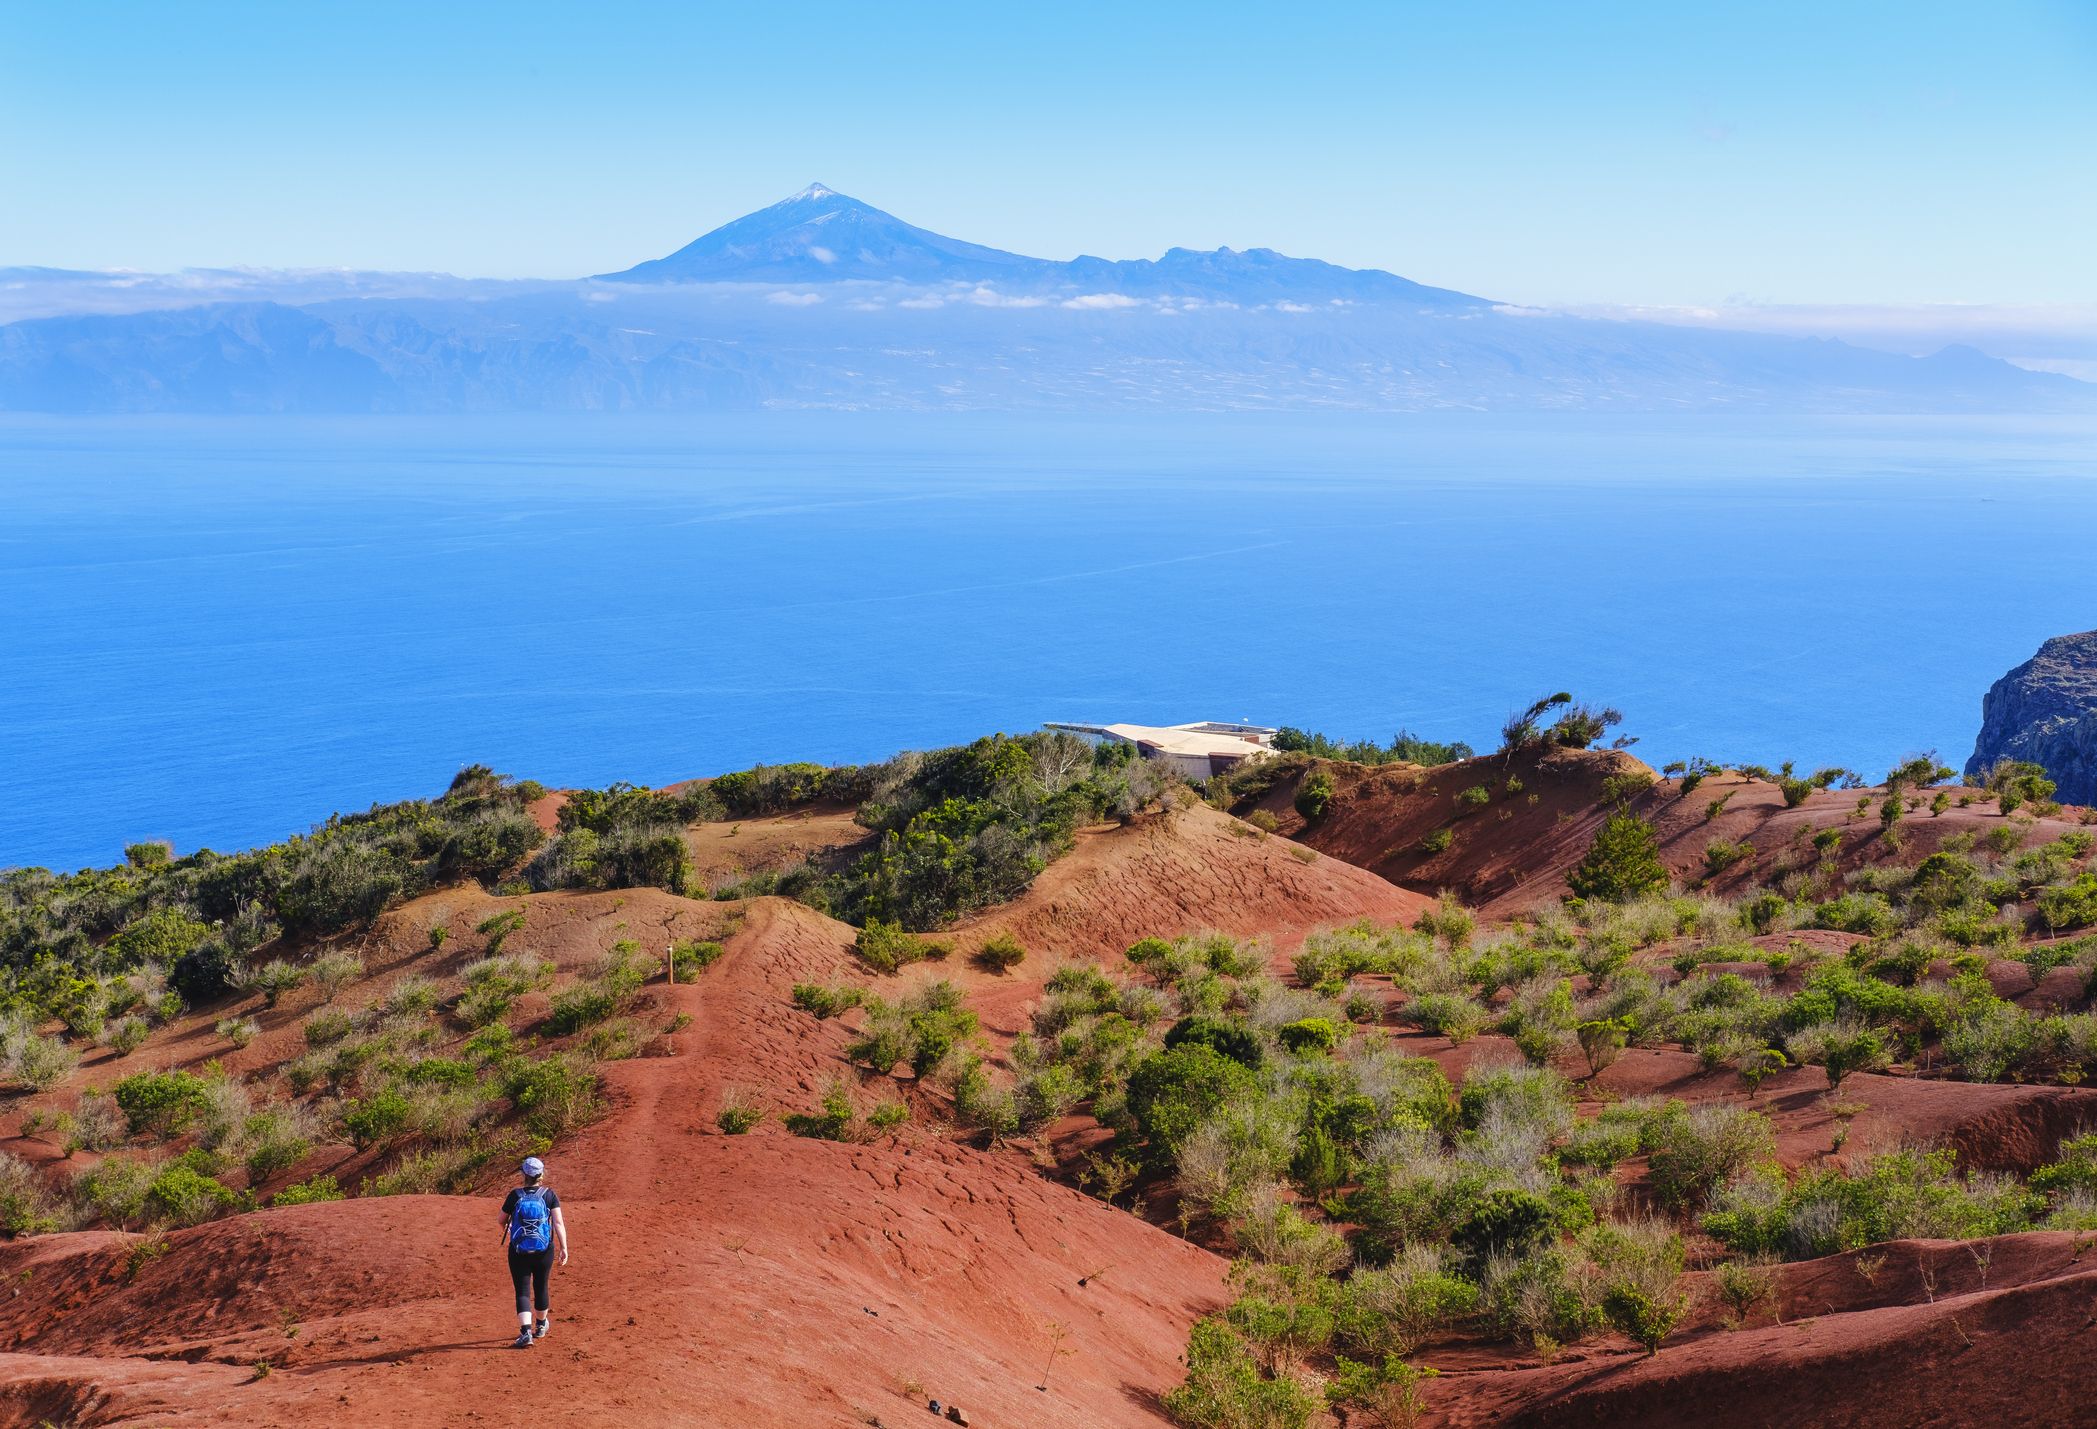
[499,1155,569,1348]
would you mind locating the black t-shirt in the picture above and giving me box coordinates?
[501,1185,560,1242]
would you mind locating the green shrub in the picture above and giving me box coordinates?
[1590,1220,1688,1356]
[670,939,725,978]
[170,941,238,1003]
[476,907,528,953]
[1706,1148,2038,1260]
[271,1174,344,1207]
[1987,760,2056,814]
[71,1156,156,1226]
[1163,1317,1318,1429]
[1277,1017,1342,1056]
[1294,771,1337,820]
[342,1086,413,1149]
[865,1098,910,1133]
[545,983,618,1036]
[790,983,864,1020]
[853,919,932,974]
[240,959,308,1008]
[461,1022,516,1064]
[1127,1045,1258,1169]
[1165,1016,1265,1069]
[303,1007,355,1046]
[1809,893,1899,938]
[0,1153,61,1235]
[1454,785,1491,814]
[1644,1104,1772,1210]
[1333,1247,1479,1357]
[785,1080,858,1140]
[456,952,555,1027]
[146,1164,247,1227]
[500,1055,601,1138]
[1418,828,1453,855]
[240,1108,312,1181]
[113,1070,211,1136]
[1575,1017,1629,1077]
[2038,874,2097,932]
[1702,840,1754,877]
[1454,1187,1559,1258]
[716,1089,764,1135]
[1402,991,1490,1044]
[215,1016,260,1048]
[973,932,1027,974]
[1325,1354,1437,1427]
[1568,813,1668,903]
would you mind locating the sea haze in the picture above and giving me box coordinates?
[3,411,2094,870]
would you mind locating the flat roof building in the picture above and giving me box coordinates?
[1045,720,1278,782]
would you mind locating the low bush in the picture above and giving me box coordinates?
[716,1089,764,1135]
[1294,771,1337,821]
[271,1174,344,1207]
[853,919,933,975]
[670,940,725,979]
[973,933,1027,974]
[1163,1317,1319,1429]
[113,1069,211,1137]
[1643,1104,1772,1211]
[784,1080,858,1140]
[500,1055,601,1139]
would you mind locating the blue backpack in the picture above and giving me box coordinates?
[509,1187,552,1253]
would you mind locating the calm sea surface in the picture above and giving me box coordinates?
[4,412,2094,871]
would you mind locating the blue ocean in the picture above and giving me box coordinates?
[4,413,2093,872]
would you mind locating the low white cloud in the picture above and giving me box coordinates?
[897,295,946,309]
[845,298,886,311]
[1274,301,1312,313]
[808,246,836,265]
[1062,293,1143,310]
[584,290,616,303]
[766,291,823,307]
[967,286,1048,308]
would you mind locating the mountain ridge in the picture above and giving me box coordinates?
[0,184,2089,414]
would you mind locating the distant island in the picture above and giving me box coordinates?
[1,184,2087,414]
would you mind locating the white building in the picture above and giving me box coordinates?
[1045,720,1279,782]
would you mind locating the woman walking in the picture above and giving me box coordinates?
[499,1156,570,1348]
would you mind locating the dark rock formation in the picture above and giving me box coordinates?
[1968,631,2097,804]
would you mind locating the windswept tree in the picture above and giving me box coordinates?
[1501,692,1572,753]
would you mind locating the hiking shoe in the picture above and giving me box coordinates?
[511,1331,535,1349]
[534,1318,549,1340]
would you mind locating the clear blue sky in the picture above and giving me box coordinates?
[3,1,2093,306]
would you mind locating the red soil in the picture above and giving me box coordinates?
[1244,748,2092,916]
[6,773,2091,1427]
[954,804,1434,964]
[1433,1231,2097,1427]
[680,805,874,894]
[0,892,1227,1428]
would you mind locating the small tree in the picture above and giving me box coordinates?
[1568,813,1668,903]
[1576,1017,1629,1077]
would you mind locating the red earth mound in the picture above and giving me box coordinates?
[952,804,1433,965]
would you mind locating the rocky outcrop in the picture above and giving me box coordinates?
[1968,631,2097,804]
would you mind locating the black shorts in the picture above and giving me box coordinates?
[508,1247,555,1314]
